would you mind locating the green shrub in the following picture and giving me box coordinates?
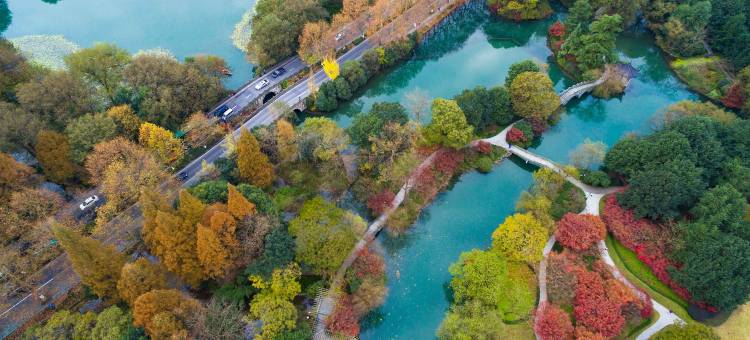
[580,169,611,187]
[476,157,494,173]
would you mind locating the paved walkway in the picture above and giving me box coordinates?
[482,124,682,339]
[559,68,611,105]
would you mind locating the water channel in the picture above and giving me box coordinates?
[324,6,697,339]
[4,0,254,89]
[7,1,699,338]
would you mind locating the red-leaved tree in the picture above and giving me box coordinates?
[433,149,463,175]
[528,117,549,136]
[474,141,492,154]
[574,269,625,337]
[506,127,527,145]
[367,190,395,215]
[722,82,746,109]
[549,21,566,38]
[352,247,385,279]
[574,327,606,340]
[555,213,606,251]
[326,295,360,337]
[534,302,574,340]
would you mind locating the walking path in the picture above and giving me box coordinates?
[483,124,682,339]
[558,68,611,105]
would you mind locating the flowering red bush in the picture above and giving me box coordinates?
[326,295,360,337]
[602,195,691,301]
[534,302,574,340]
[352,247,385,279]
[433,149,463,175]
[548,21,566,38]
[574,270,625,337]
[555,213,606,251]
[474,141,492,154]
[367,190,395,215]
[722,82,746,109]
[506,127,528,145]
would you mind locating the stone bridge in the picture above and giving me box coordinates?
[558,67,611,105]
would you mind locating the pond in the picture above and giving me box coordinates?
[4,0,254,89]
[324,5,696,339]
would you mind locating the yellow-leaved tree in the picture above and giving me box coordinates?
[197,210,240,278]
[117,258,167,306]
[275,119,298,163]
[491,212,548,263]
[133,289,201,339]
[138,122,184,164]
[322,57,340,80]
[228,184,256,220]
[52,224,127,300]
[237,129,275,188]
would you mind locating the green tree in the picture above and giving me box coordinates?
[437,300,508,340]
[65,113,118,163]
[248,263,302,339]
[691,184,750,240]
[719,159,750,197]
[0,39,33,102]
[298,117,349,163]
[341,60,367,90]
[566,0,593,30]
[91,306,137,340]
[288,197,365,277]
[454,85,513,130]
[619,159,706,220]
[247,0,328,68]
[561,15,623,71]
[0,102,44,153]
[421,98,474,149]
[505,60,540,87]
[52,225,127,300]
[65,43,131,101]
[237,129,275,188]
[671,230,750,311]
[651,323,719,340]
[348,102,408,147]
[17,71,98,130]
[510,72,560,120]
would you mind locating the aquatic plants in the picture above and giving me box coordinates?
[10,34,80,70]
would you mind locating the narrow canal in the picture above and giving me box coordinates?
[324,6,696,339]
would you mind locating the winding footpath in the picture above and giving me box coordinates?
[483,124,683,340]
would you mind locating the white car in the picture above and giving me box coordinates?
[254,79,270,90]
[79,195,99,211]
[335,32,345,41]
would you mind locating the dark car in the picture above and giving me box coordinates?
[176,172,189,181]
[271,67,286,78]
[212,104,230,117]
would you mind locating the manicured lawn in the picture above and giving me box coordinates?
[713,302,750,339]
[605,234,693,322]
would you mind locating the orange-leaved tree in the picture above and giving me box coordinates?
[133,289,201,339]
[117,258,167,306]
[237,128,275,188]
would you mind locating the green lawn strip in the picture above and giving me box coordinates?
[605,235,693,322]
[626,309,659,339]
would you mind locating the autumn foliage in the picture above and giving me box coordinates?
[555,213,606,251]
[573,269,625,337]
[474,140,492,154]
[133,289,201,339]
[602,195,691,301]
[506,127,528,145]
[548,21,566,38]
[326,294,360,337]
[534,302,574,340]
[721,82,746,109]
[117,258,167,306]
[237,129,275,188]
[367,190,395,215]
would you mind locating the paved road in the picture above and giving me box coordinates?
[0,36,374,340]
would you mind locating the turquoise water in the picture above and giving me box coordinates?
[332,8,698,340]
[5,0,253,89]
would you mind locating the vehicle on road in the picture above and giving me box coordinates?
[176,172,189,181]
[79,195,99,211]
[212,104,230,117]
[335,32,345,41]
[271,67,286,78]
[254,79,270,90]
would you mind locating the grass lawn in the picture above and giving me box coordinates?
[713,302,750,340]
[671,56,730,100]
[605,234,693,322]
